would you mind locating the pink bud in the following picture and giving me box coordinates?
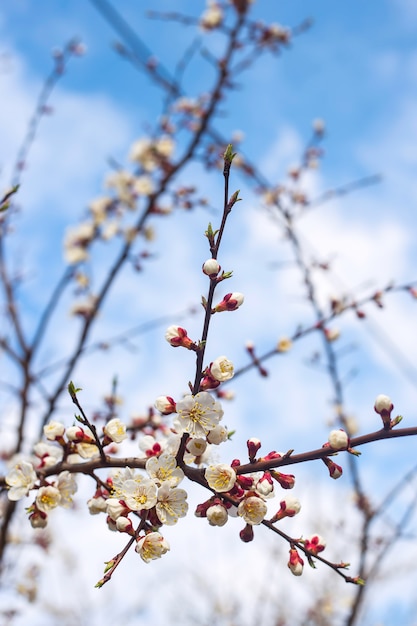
[165,325,196,350]
[214,292,244,312]
[154,395,176,415]
[288,547,304,576]
[271,471,295,490]
[239,523,254,543]
[247,437,261,461]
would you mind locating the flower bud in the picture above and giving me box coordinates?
[271,471,295,490]
[202,258,221,277]
[256,472,274,497]
[322,457,343,479]
[374,394,393,429]
[328,429,349,451]
[288,547,304,576]
[154,395,176,415]
[271,496,301,522]
[214,292,244,313]
[247,437,261,461]
[165,325,196,350]
[239,523,254,543]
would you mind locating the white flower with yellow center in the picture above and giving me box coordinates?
[237,495,268,525]
[205,464,236,493]
[122,478,157,512]
[36,485,61,513]
[146,453,184,487]
[6,461,37,501]
[57,471,78,508]
[173,392,223,438]
[210,356,234,382]
[103,418,127,443]
[112,467,141,498]
[135,532,170,563]
[156,484,188,526]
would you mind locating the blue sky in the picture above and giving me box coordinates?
[1,1,417,625]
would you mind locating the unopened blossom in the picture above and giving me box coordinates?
[202,258,221,277]
[36,486,61,513]
[135,532,170,563]
[288,547,304,576]
[156,483,188,525]
[206,424,228,445]
[116,516,134,534]
[154,395,176,415]
[87,494,108,515]
[214,292,244,312]
[186,437,208,457]
[146,453,184,487]
[205,464,237,493]
[165,325,196,349]
[328,429,349,451]
[272,496,301,522]
[255,472,274,498]
[138,435,163,458]
[322,457,343,479]
[29,510,48,529]
[247,438,261,461]
[206,503,228,526]
[271,470,295,490]
[43,420,65,441]
[101,220,119,241]
[123,478,158,512]
[237,495,268,525]
[374,394,393,415]
[106,498,130,521]
[304,534,326,555]
[239,523,254,543]
[174,392,223,438]
[33,442,63,468]
[200,1,223,30]
[210,356,234,382]
[103,418,127,444]
[66,425,95,443]
[6,461,37,501]
[57,471,78,507]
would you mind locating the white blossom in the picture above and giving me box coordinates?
[156,484,188,525]
[36,486,61,513]
[135,532,170,563]
[205,464,236,493]
[146,453,184,487]
[173,392,223,438]
[6,461,37,501]
[210,356,234,382]
[237,495,268,525]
